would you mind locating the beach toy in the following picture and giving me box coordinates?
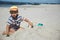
[37,23,43,26]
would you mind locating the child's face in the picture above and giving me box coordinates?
[10,9,18,18]
[11,13,18,18]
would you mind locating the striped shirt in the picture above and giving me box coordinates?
[7,15,24,27]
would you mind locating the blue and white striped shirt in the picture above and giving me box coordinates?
[7,15,24,27]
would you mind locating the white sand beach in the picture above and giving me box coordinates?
[0,4,60,40]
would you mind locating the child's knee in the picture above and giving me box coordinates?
[2,31,6,35]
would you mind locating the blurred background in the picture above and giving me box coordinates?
[0,0,60,5]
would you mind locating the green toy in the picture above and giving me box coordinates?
[37,23,43,26]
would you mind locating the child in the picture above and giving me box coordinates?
[2,6,33,37]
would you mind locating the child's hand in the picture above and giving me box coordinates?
[31,26,33,28]
[6,34,10,37]
[28,25,33,28]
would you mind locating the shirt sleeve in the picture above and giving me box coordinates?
[7,18,12,25]
[17,16,24,22]
[20,16,24,21]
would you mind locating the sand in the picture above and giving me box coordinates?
[0,4,60,40]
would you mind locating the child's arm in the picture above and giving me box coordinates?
[23,18,33,28]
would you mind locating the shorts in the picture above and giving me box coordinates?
[10,24,20,31]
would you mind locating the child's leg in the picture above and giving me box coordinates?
[2,27,24,35]
[2,28,15,35]
[2,31,7,35]
[9,28,15,35]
